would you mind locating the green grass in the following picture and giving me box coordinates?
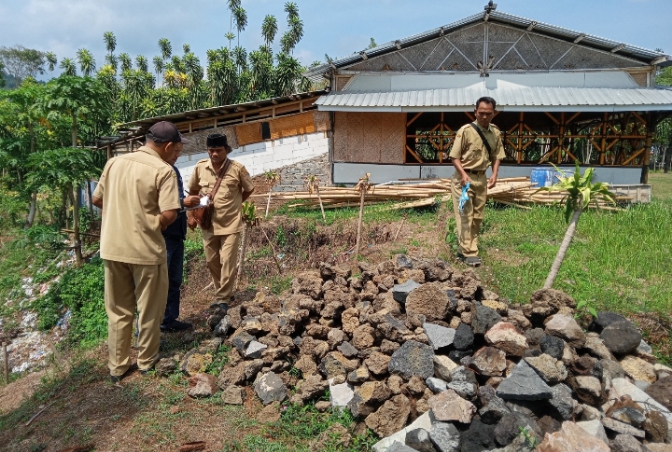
[649,171,672,202]
[479,202,671,315]
[276,198,440,226]
[224,404,377,452]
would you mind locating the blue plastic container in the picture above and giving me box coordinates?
[530,167,558,187]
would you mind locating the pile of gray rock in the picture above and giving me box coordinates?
[159,255,672,452]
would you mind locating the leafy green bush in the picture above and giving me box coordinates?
[32,257,106,348]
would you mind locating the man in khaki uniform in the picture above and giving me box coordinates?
[93,121,186,382]
[187,133,254,305]
[450,96,506,267]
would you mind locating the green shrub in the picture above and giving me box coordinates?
[33,257,106,348]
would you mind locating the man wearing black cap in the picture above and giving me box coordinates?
[93,121,195,382]
[187,133,254,306]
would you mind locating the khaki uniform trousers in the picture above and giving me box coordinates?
[104,260,167,376]
[202,229,241,303]
[451,172,487,257]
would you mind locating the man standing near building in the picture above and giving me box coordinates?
[187,133,254,305]
[93,121,184,382]
[161,146,201,332]
[449,97,506,267]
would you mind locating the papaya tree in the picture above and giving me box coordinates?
[304,174,325,222]
[540,162,615,289]
[354,173,370,259]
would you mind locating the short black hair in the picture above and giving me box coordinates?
[475,96,497,110]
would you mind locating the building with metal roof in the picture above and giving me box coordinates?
[307,2,672,185]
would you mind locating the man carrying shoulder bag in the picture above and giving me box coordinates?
[187,133,254,306]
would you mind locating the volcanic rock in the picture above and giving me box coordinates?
[388,340,435,381]
[497,360,553,401]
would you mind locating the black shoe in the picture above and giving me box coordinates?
[110,364,138,383]
[110,375,122,383]
[160,320,193,332]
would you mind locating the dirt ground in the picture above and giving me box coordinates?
[1,208,668,451]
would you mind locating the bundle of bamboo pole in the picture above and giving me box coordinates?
[251,177,631,211]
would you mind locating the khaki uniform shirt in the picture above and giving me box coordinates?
[188,158,254,235]
[93,146,181,265]
[449,122,506,171]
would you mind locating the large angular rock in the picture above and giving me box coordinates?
[602,418,645,438]
[187,373,219,399]
[429,422,460,452]
[447,381,477,400]
[600,321,642,355]
[428,389,477,423]
[536,421,610,452]
[387,442,417,452]
[365,352,392,376]
[582,335,614,360]
[494,412,541,447]
[545,314,586,348]
[406,284,453,321]
[231,330,256,355]
[372,411,435,452]
[337,341,360,358]
[460,419,497,452]
[646,376,672,410]
[453,322,475,350]
[497,360,553,401]
[471,303,503,335]
[610,407,646,428]
[610,434,646,452]
[292,271,323,299]
[571,375,603,406]
[619,357,656,383]
[525,354,568,385]
[392,279,420,303]
[548,383,577,421]
[426,377,448,393]
[643,411,669,443]
[592,312,627,332]
[348,366,371,384]
[388,340,435,381]
[450,366,479,385]
[576,419,608,443]
[462,346,507,377]
[329,380,355,410]
[254,372,287,405]
[434,355,459,381]
[485,322,528,357]
[406,428,437,452]
[244,340,267,359]
[479,396,511,425]
[540,335,565,360]
[365,394,411,438]
[347,381,391,417]
[217,362,246,388]
[424,323,457,350]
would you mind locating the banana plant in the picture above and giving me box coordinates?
[263,170,281,218]
[235,200,260,290]
[540,162,615,289]
[304,174,325,222]
[354,173,371,260]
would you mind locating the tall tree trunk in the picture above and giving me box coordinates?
[25,192,38,228]
[72,185,83,266]
[543,208,582,289]
[354,190,365,259]
[316,185,326,223]
[235,224,249,290]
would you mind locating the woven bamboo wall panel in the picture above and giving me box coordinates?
[336,76,353,91]
[269,112,316,140]
[235,122,262,146]
[313,111,331,133]
[333,112,405,163]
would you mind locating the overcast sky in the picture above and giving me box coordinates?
[1,0,670,78]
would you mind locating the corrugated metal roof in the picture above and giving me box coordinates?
[316,87,672,112]
[304,10,670,80]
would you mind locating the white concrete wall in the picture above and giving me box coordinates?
[176,131,329,188]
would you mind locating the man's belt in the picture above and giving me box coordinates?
[464,169,486,176]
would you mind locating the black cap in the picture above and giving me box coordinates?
[147,121,190,144]
[206,133,229,148]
